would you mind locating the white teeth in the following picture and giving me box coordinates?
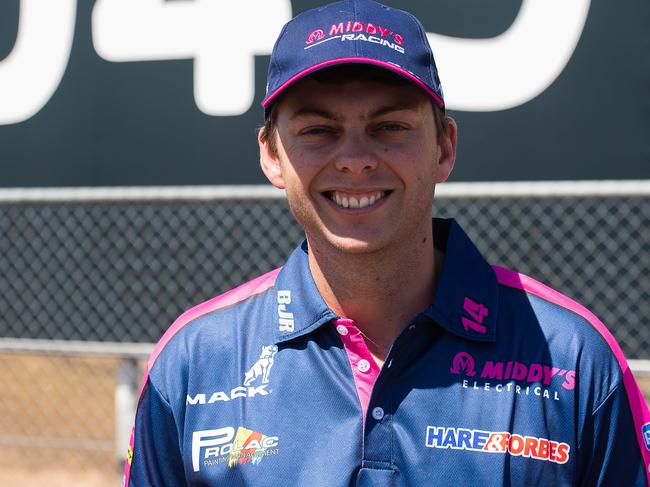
[330,191,385,209]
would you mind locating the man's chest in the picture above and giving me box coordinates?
[178,329,579,486]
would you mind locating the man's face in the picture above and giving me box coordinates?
[259,71,456,256]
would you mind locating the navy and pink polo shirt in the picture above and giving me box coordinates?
[124,218,650,486]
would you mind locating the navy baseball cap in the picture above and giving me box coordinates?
[262,0,444,113]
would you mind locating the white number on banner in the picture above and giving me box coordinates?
[0,0,76,125]
[91,0,292,116]
[0,0,592,124]
[429,0,591,111]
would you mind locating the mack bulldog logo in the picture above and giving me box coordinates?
[244,345,278,386]
[187,344,278,405]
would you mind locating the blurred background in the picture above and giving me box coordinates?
[1,0,649,485]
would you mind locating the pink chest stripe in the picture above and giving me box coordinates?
[333,318,381,422]
[493,265,650,481]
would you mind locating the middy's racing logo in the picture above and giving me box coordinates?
[450,351,576,401]
[304,20,405,54]
[306,29,325,45]
[187,345,278,405]
[425,426,570,465]
[192,426,280,472]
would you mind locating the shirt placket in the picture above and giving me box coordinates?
[333,318,426,483]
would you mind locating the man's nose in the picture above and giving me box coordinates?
[334,134,379,174]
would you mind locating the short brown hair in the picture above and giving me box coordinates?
[260,66,450,157]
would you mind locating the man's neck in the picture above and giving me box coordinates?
[306,224,443,362]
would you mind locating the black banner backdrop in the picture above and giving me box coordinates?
[0,0,648,187]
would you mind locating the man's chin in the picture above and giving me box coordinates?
[319,231,390,255]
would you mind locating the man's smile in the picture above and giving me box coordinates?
[324,190,391,209]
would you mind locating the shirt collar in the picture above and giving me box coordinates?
[272,218,499,344]
[424,218,499,342]
[272,241,337,344]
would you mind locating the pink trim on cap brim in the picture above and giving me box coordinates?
[494,265,650,483]
[262,57,444,109]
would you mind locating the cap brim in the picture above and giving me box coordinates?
[262,56,444,111]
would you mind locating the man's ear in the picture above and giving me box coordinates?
[258,128,286,190]
[434,117,458,184]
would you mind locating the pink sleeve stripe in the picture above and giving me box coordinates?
[146,267,282,375]
[124,268,281,486]
[493,265,650,480]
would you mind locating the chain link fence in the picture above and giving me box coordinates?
[0,182,649,486]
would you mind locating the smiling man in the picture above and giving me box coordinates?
[124,1,650,486]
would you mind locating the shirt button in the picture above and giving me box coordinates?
[372,407,384,421]
[357,359,371,373]
[336,324,349,335]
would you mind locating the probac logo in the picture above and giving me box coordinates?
[304,20,405,54]
[425,426,570,465]
[192,426,280,472]
[643,423,650,451]
[450,351,576,401]
[186,344,278,405]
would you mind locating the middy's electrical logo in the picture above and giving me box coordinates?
[425,426,570,465]
[450,351,576,401]
[186,345,278,405]
[192,426,280,472]
[304,20,405,54]
[450,352,476,376]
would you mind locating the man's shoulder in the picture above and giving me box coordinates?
[494,265,618,347]
[493,265,628,389]
[148,267,281,374]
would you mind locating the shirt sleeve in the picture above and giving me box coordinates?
[577,379,649,486]
[123,377,188,487]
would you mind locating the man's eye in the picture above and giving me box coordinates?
[378,123,407,132]
[300,127,332,136]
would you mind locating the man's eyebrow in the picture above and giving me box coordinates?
[370,100,422,118]
[289,99,422,121]
[290,106,340,121]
